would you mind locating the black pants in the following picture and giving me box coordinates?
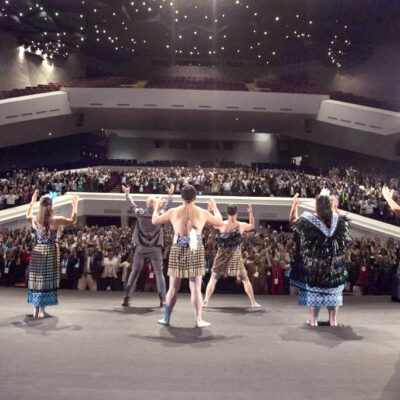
[100,277,121,291]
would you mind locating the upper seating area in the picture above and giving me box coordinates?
[253,80,328,95]
[1,75,399,113]
[0,76,137,100]
[145,75,248,91]
[330,91,399,112]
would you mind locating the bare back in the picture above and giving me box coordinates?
[218,220,242,235]
[169,204,210,236]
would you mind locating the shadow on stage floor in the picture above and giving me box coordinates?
[129,325,242,347]
[280,323,364,348]
[81,306,159,315]
[204,306,269,315]
[380,354,400,400]
[0,314,82,336]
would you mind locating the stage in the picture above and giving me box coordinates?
[0,288,399,400]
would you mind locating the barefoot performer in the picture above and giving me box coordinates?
[203,203,261,308]
[26,191,79,318]
[152,185,223,327]
[289,190,352,327]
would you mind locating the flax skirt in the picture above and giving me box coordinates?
[168,243,205,278]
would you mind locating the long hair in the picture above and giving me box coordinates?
[315,194,333,228]
[36,195,53,232]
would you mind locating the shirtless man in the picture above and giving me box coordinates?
[203,203,261,308]
[152,185,223,328]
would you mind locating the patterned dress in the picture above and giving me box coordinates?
[27,229,60,307]
[290,212,352,307]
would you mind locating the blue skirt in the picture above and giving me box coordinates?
[291,280,344,307]
[28,290,58,307]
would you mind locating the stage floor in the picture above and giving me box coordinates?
[0,288,399,400]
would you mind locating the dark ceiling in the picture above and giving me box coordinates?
[0,0,399,68]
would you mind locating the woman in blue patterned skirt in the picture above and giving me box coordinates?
[289,190,352,327]
[26,191,79,318]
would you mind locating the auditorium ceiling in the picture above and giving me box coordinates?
[0,0,399,68]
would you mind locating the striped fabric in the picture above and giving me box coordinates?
[27,228,60,307]
[213,248,248,280]
[168,241,205,278]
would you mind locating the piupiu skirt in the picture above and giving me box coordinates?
[212,248,248,280]
[27,244,60,307]
[168,243,205,278]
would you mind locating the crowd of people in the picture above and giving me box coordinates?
[1,223,398,297]
[0,167,111,209]
[1,165,400,225]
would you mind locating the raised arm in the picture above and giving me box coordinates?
[26,190,38,223]
[160,183,174,214]
[152,198,173,225]
[289,193,299,225]
[122,185,144,216]
[382,186,400,213]
[207,198,223,224]
[204,199,223,228]
[332,195,340,215]
[53,195,79,227]
[240,204,255,232]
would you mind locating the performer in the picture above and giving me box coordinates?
[152,185,223,327]
[289,190,352,327]
[202,203,261,308]
[26,191,78,318]
[121,183,174,308]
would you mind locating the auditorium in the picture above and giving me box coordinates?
[0,1,399,399]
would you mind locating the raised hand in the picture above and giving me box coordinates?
[122,185,131,195]
[208,197,216,212]
[331,195,340,214]
[168,183,175,196]
[31,190,38,204]
[157,197,166,211]
[292,193,300,208]
[382,186,393,201]
[72,194,79,208]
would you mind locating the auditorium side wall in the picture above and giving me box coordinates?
[0,31,86,92]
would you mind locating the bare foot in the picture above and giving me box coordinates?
[157,319,169,326]
[251,302,261,308]
[202,300,209,308]
[307,320,318,327]
[330,319,338,327]
[196,320,211,328]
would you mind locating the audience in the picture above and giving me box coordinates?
[1,224,398,297]
[0,167,111,210]
[1,165,399,225]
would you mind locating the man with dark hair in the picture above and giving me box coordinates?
[60,249,78,290]
[203,203,261,308]
[122,183,174,307]
[152,185,223,327]
[78,244,103,291]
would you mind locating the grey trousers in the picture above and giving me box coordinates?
[125,245,166,301]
